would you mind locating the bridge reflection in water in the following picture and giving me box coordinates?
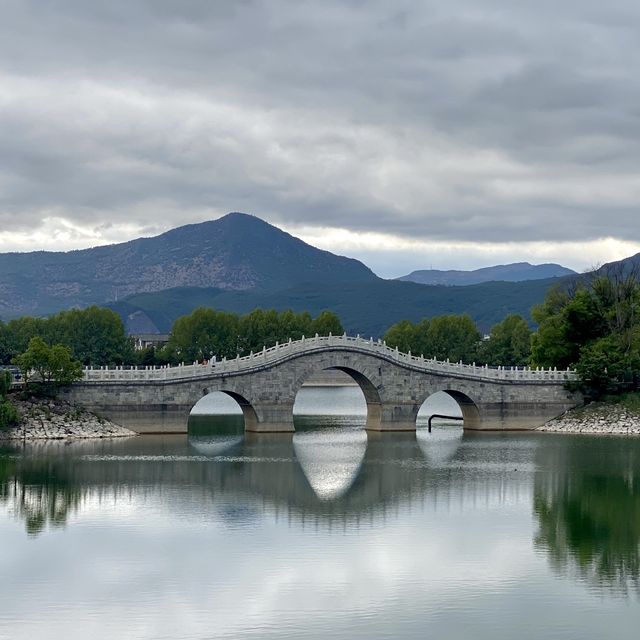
[2,424,640,598]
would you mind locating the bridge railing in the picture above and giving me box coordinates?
[81,333,578,383]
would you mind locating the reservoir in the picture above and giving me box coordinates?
[0,387,638,639]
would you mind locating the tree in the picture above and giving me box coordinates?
[384,320,421,353]
[13,337,83,388]
[0,370,19,429]
[310,310,343,337]
[52,307,132,365]
[166,308,239,362]
[0,321,12,365]
[480,314,532,366]
[530,270,640,397]
[424,314,481,362]
[2,307,131,367]
[384,315,480,362]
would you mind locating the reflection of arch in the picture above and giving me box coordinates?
[416,389,481,430]
[294,365,382,430]
[197,389,260,431]
[293,429,368,500]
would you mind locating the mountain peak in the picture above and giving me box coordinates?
[0,213,377,319]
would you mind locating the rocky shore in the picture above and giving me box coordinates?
[538,401,640,435]
[0,396,136,440]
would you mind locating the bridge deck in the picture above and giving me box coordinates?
[81,334,577,384]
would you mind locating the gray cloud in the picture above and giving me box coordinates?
[1,0,639,250]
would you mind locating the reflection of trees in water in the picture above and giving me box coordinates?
[534,438,640,595]
[0,428,539,537]
[0,446,86,535]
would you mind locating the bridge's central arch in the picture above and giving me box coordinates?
[293,365,383,430]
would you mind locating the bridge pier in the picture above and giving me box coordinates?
[245,403,295,433]
[366,402,417,432]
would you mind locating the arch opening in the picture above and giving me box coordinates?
[416,390,480,431]
[188,389,259,437]
[292,366,382,431]
[292,367,372,500]
[414,390,475,464]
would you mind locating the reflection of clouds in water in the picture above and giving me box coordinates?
[188,436,244,456]
[416,425,463,466]
[293,429,367,501]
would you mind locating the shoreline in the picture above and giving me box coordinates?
[538,400,640,435]
[3,395,640,440]
[0,395,137,441]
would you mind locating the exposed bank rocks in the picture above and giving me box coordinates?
[538,401,640,435]
[0,396,136,440]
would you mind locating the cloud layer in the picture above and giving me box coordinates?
[1,1,639,274]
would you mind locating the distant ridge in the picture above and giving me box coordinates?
[397,262,576,286]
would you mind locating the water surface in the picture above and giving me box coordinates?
[0,387,638,639]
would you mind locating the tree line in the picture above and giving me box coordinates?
[383,314,531,367]
[0,306,344,385]
[1,264,638,399]
[160,308,343,363]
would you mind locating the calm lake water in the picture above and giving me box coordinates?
[1,387,639,639]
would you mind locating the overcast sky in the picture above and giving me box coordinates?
[1,0,639,277]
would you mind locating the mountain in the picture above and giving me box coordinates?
[0,213,377,318]
[5,211,637,337]
[597,252,640,276]
[397,262,576,286]
[109,277,557,337]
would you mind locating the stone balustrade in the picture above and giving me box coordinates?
[81,333,577,384]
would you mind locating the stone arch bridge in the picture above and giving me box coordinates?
[62,334,581,433]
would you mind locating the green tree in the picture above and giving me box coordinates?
[0,370,19,429]
[166,308,239,362]
[310,310,343,337]
[0,321,13,365]
[531,269,640,397]
[424,314,481,362]
[13,337,83,387]
[384,320,421,353]
[278,310,313,341]
[4,316,47,358]
[53,307,132,365]
[384,315,480,362]
[480,314,532,366]
[0,370,10,397]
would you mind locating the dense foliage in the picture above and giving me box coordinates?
[531,268,640,397]
[0,370,19,429]
[0,307,132,366]
[479,314,532,366]
[163,308,343,363]
[383,312,533,366]
[13,337,84,388]
[0,305,343,368]
[383,314,482,362]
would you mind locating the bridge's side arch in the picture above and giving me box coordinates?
[414,388,482,430]
[195,387,260,432]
